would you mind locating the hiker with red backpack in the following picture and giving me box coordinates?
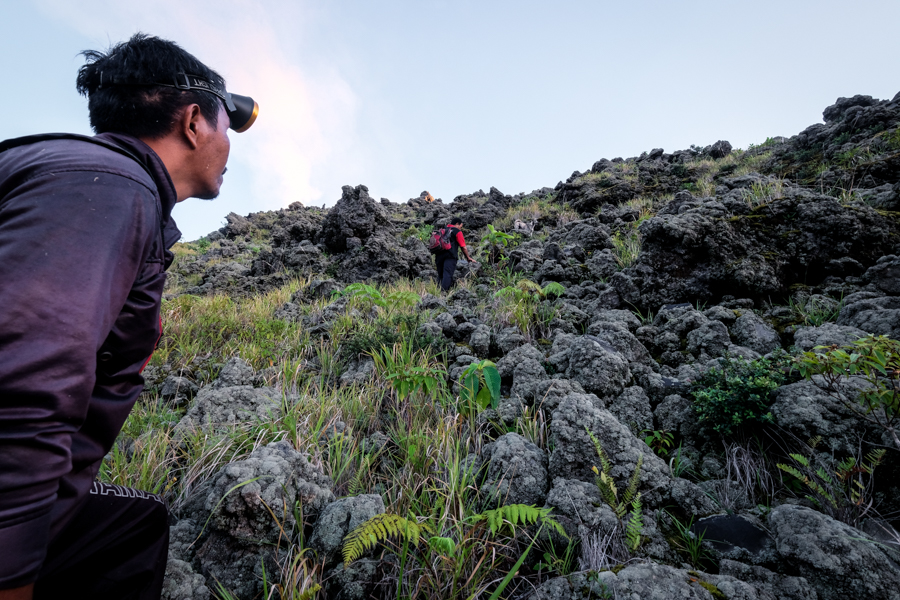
[428,218,474,292]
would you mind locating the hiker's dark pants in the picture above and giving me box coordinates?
[34,482,169,600]
[436,254,458,292]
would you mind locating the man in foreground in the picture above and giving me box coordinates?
[435,217,474,292]
[0,34,257,599]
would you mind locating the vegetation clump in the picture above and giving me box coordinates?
[690,353,790,435]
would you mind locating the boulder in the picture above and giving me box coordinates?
[161,558,210,600]
[863,254,900,295]
[586,321,653,365]
[793,322,870,353]
[654,393,702,440]
[334,230,427,284]
[324,559,380,600]
[730,313,781,355]
[204,441,334,542]
[770,379,869,453]
[159,376,198,408]
[173,386,280,438]
[212,357,256,388]
[691,514,777,564]
[479,433,549,506]
[510,358,551,404]
[496,344,545,378]
[527,563,745,600]
[564,337,631,397]
[468,324,492,357]
[549,393,670,505]
[686,319,732,360]
[716,560,817,600]
[607,386,653,434]
[320,185,391,252]
[620,191,899,310]
[543,477,618,540]
[769,504,900,600]
[309,494,386,563]
[837,295,900,338]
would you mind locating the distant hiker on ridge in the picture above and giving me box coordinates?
[428,217,473,292]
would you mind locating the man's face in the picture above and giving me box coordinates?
[192,103,231,200]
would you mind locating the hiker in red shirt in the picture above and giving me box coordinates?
[435,218,474,292]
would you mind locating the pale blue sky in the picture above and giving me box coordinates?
[2,1,899,240]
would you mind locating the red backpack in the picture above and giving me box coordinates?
[428,227,454,254]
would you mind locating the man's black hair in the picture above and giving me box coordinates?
[450,217,463,225]
[76,33,226,139]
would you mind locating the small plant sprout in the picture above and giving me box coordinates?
[642,429,675,457]
[479,224,517,264]
[459,359,501,411]
[667,512,711,568]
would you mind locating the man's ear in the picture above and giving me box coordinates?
[178,104,204,150]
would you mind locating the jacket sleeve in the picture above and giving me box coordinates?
[456,231,466,248]
[0,168,158,587]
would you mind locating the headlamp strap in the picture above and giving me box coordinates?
[95,72,238,114]
[161,73,236,113]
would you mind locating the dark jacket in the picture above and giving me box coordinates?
[440,225,466,260]
[0,133,180,587]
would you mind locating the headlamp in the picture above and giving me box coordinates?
[100,72,259,133]
[147,73,258,132]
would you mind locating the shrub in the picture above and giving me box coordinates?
[690,353,789,436]
[793,335,900,451]
[492,280,564,338]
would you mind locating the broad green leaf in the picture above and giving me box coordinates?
[483,366,501,402]
[464,372,480,400]
[476,386,493,410]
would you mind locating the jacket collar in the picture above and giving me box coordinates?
[96,133,182,250]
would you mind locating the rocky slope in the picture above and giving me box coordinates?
[150,92,900,600]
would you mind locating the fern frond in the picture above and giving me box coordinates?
[865,448,886,469]
[428,536,457,556]
[471,504,561,538]
[625,493,643,552]
[586,428,611,475]
[508,504,520,529]
[297,585,321,600]
[814,467,834,486]
[597,472,622,517]
[808,435,822,449]
[788,453,810,467]
[541,281,565,298]
[517,279,542,295]
[777,463,804,480]
[622,454,643,506]
[342,513,424,566]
